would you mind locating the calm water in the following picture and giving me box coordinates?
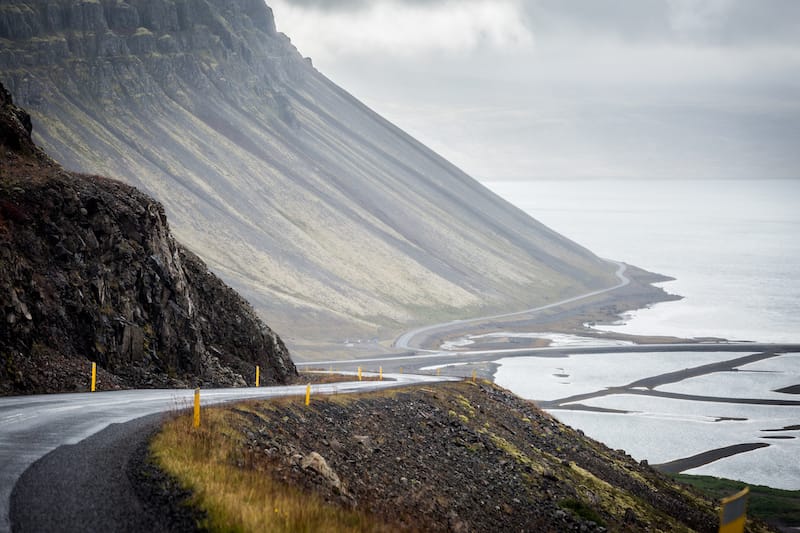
[485,179,800,342]
[485,179,800,489]
[493,351,800,489]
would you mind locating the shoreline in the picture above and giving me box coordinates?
[291,266,800,490]
[395,263,685,352]
[292,263,685,362]
[298,345,800,490]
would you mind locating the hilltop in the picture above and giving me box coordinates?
[0,82,295,394]
[0,0,644,352]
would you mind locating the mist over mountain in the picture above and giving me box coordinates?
[0,0,620,350]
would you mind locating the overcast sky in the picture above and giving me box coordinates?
[269,0,800,180]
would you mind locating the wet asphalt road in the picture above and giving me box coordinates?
[1,375,455,533]
[11,414,166,533]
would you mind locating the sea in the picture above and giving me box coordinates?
[483,178,800,490]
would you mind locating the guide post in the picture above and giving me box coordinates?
[718,487,749,533]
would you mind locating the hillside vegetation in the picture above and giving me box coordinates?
[150,382,774,532]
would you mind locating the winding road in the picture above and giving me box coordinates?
[394,261,630,351]
[4,257,799,530]
[0,374,456,533]
[0,262,637,532]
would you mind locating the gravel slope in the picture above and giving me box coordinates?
[158,382,775,532]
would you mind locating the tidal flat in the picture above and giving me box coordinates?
[495,350,800,490]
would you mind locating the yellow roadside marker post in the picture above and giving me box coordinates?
[90,362,96,392]
[305,384,311,406]
[719,487,749,533]
[379,366,383,381]
[358,367,362,381]
[436,368,440,376]
[193,388,201,428]
[255,365,260,387]
[472,370,476,383]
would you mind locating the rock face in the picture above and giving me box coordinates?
[0,83,295,394]
[0,0,622,348]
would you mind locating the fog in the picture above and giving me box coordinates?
[270,0,800,180]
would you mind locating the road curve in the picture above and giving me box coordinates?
[393,261,630,351]
[0,373,456,533]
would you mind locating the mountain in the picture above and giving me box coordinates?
[0,82,295,394]
[0,0,621,351]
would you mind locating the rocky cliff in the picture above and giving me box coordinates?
[0,0,622,351]
[0,83,295,394]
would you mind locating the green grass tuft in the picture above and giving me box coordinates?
[671,474,800,527]
[560,498,607,526]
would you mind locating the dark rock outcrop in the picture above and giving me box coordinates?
[0,83,295,394]
[0,83,39,156]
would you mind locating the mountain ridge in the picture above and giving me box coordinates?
[1,0,622,351]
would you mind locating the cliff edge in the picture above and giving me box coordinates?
[0,83,295,394]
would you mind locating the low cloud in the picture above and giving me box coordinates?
[520,0,800,47]
[275,0,800,50]
[270,0,532,58]
[269,0,800,180]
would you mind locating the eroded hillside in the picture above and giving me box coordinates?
[0,0,622,347]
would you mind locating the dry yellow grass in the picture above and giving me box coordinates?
[151,407,388,532]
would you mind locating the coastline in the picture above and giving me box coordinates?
[404,264,694,356]
[292,262,683,362]
[292,264,800,491]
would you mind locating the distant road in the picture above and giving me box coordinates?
[393,261,630,351]
[0,374,456,533]
[297,342,800,375]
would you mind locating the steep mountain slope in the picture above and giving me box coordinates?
[0,82,295,394]
[0,0,620,348]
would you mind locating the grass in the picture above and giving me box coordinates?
[151,407,391,532]
[560,498,607,527]
[671,474,800,527]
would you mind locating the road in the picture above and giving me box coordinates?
[4,254,798,530]
[393,260,630,351]
[296,342,800,376]
[0,373,456,533]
